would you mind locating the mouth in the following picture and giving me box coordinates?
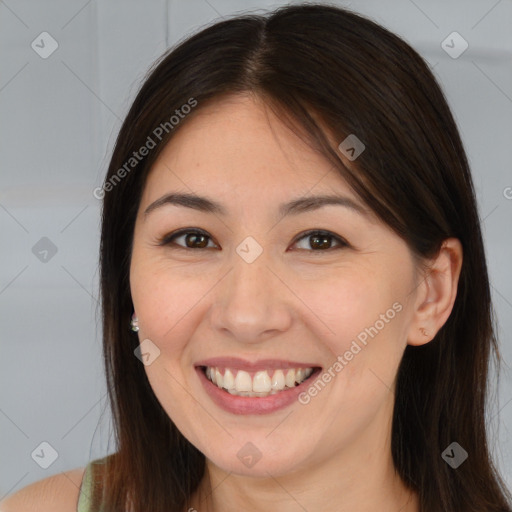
[199,365,318,397]
[194,357,323,414]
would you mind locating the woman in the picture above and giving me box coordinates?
[2,3,511,512]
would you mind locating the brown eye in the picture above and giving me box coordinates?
[159,228,348,253]
[291,230,348,252]
[159,229,216,250]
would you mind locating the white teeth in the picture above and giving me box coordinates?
[234,370,252,392]
[271,369,285,390]
[223,368,235,390]
[215,369,223,389]
[285,369,296,388]
[252,371,272,392]
[204,366,315,397]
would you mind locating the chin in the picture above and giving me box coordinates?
[204,441,314,478]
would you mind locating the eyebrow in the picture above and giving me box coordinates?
[143,192,369,220]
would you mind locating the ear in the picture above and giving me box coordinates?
[407,238,463,346]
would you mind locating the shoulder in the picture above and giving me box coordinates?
[0,467,86,512]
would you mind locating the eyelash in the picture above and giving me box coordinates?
[158,228,349,254]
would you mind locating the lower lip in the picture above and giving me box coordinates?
[195,366,321,415]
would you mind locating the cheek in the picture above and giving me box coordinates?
[131,263,212,360]
[303,271,408,395]
[300,269,401,348]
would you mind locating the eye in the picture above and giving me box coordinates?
[158,228,348,252]
[158,228,216,250]
[291,229,348,252]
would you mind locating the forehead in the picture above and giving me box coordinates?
[142,93,358,206]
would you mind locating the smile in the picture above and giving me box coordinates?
[203,366,314,397]
[195,357,322,414]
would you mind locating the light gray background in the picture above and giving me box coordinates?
[1,0,511,498]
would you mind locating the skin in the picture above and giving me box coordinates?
[129,92,463,512]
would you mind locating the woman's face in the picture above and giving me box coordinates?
[129,94,423,477]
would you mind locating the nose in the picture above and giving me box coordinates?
[209,251,293,344]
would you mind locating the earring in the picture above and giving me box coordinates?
[419,327,428,336]
[130,312,139,332]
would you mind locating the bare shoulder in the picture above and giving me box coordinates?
[0,467,86,512]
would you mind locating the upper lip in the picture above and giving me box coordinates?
[195,357,321,371]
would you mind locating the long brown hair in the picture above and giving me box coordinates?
[97,4,512,511]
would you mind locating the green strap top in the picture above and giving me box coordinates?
[77,455,110,512]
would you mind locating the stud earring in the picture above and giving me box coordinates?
[419,327,428,336]
[130,312,139,332]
